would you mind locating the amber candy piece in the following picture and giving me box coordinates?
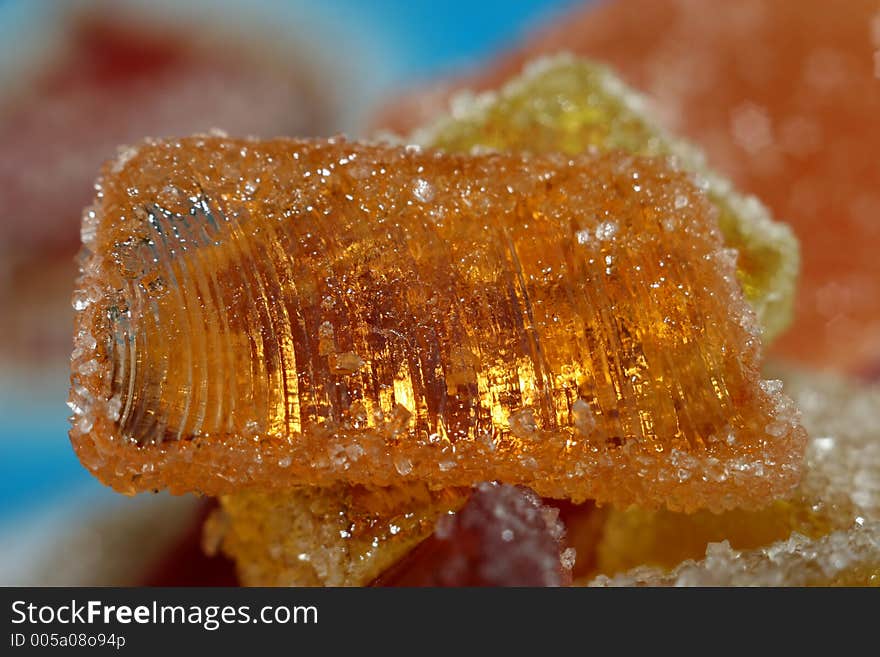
[70,136,805,511]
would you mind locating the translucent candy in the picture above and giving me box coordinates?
[405,56,799,342]
[586,369,880,586]
[70,136,805,510]
[205,484,465,586]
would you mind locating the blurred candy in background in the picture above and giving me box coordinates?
[0,0,575,584]
[2,0,879,585]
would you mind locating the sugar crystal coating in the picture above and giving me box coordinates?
[374,483,573,587]
[205,484,465,586]
[589,524,880,587]
[587,369,880,586]
[69,136,805,510]
[408,56,799,341]
[213,490,602,587]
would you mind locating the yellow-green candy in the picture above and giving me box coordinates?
[411,55,799,342]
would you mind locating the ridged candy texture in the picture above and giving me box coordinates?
[68,137,805,511]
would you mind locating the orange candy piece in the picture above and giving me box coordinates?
[69,137,805,511]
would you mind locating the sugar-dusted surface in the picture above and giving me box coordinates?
[212,486,601,586]
[410,56,798,342]
[590,524,880,587]
[374,483,573,586]
[206,484,465,586]
[588,369,880,586]
[69,137,805,510]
